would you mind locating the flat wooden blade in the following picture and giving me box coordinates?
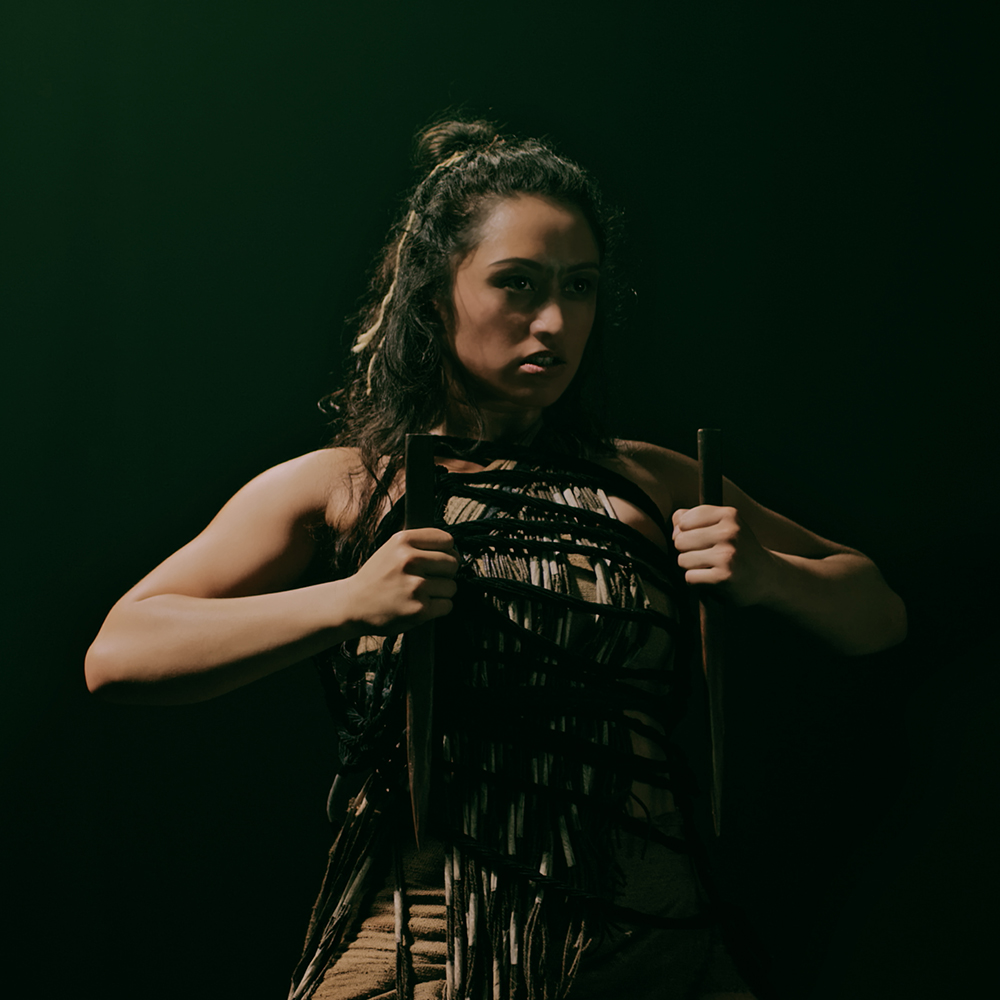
[404,433,437,848]
[698,427,725,838]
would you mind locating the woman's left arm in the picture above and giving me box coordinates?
[622,443,907,656]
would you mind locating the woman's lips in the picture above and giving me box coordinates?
[519,352,565,374]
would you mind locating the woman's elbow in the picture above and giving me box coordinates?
[84,635,226,705]
[84,638,123,697]
[874,590,908,652]
[84,635,152,700]
[840,591,908,656]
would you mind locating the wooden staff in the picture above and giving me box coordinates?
[698,427,725,837]
[404,433,437,848]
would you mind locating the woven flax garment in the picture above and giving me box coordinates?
[288,443,712,1000]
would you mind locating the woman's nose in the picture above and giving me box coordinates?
[529,299,565,337]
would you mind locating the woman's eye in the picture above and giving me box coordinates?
[502,275,532,292]
[566,276,596,295]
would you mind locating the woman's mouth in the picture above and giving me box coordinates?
[519,352,566,374]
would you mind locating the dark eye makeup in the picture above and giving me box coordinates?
[565,275,598,295]
[495,272,599,296]
[500,274,534,292]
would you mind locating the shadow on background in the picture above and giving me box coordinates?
[2,2,995,997]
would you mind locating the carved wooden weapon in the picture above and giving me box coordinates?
[404,433,437,848]
[698,427,725,837]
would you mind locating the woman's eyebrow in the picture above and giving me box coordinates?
[489,257,601,271]
[489,257,543,269]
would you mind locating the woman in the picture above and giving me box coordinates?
[86,119,906,1000]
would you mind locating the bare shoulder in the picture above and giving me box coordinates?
[123,447,365,602]
[610,441,858,559]
[594,439,701,517]
[223,447,364,531]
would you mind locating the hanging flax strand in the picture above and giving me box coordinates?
[351,150,472,393]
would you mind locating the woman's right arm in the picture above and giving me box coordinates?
[85,449,457,705]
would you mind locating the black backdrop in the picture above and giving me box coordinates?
[3,2,996,997]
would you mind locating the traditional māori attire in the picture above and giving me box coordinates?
[289,440,753,1000]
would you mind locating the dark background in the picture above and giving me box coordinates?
[3,1,996,997]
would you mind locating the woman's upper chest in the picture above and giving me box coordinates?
[437,452,674,556]
[320,446,677,566]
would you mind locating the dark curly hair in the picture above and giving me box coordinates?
[324,117,622,571]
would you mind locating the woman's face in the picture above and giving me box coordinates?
[442,194,600,421]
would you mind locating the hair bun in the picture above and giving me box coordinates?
[415,118,498,170]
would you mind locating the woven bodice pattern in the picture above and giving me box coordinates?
[290,442,705,1000]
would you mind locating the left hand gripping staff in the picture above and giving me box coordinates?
[404,433,438,848]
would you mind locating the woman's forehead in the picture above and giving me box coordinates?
[460,194,599,271]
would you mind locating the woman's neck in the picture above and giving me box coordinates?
[434,400,543,444]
